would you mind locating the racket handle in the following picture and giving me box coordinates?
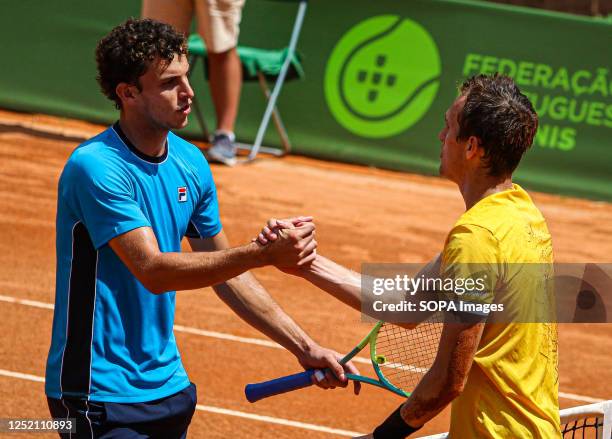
[245,370,315,403]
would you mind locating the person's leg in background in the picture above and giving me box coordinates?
[197,0,246,166]
[141,0,194,34]
[142,0,245,166]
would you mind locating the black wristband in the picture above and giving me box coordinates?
[372,405,421,439]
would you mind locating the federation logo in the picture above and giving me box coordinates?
[324,16,441,138]
[178,187,187,202]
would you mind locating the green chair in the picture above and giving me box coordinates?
[187,0,307,161]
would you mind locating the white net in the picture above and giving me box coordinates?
[417,401,612,439]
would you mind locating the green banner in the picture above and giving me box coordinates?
[1,0,611,200]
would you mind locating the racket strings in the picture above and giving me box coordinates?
[375,314,443,392]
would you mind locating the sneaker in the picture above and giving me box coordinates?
[206,132,237,166]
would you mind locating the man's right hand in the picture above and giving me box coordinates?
[254,216,312,245]
[256,219,317,269]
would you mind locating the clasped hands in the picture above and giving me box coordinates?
[254,215,317,271]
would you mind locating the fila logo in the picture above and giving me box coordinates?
[178,187,187,202]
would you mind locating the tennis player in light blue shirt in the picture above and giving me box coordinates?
[45,18,358,438]
[46,123,222,403]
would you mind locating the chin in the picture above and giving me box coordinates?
[177,118,189,129]
[439,168,456,183]
[168,117,188,130]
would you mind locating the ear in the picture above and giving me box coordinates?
[116,83,139,107]
[465,136,481,160]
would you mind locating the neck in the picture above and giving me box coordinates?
[458,173,513,210]
[119,111,168,157]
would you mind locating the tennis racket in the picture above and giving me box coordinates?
[245,314,443,403]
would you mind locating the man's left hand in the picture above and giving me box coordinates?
[298,344,361,395]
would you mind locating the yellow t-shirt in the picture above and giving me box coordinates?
[443,184,560,438]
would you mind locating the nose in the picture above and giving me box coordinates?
[438,128,445,143]
[181,77,195,100]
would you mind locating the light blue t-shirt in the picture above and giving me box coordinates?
[45,123,221,403]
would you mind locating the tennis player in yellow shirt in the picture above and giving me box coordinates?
[257,74,560,437]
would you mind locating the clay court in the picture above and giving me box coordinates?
[0,110,611,438]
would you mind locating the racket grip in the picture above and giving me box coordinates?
[245,370,315,403]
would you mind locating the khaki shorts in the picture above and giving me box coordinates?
[142,0,246,53]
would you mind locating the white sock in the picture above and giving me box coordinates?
[215,130,235,142]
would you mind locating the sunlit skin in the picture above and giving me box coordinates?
[438,95,476,183]
[115,54,193,157]
[437,96,513,210]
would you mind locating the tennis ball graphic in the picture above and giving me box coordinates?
[325,16,441,138]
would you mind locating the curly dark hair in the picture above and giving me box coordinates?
[457,74,538,177]
[95,18,187,109]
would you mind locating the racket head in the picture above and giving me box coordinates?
[370,313,444,396]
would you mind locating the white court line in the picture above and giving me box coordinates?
[0,294,54,310]
[174,324,281,349]
[0,369,362,437]
[196,405,362,437]
[557,392,605,405]
[0,294,606,404]
[0,369,46,383]
[381,361,428,375]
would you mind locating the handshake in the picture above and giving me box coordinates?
[252,216,317,271]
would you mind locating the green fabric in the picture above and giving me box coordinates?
[187,34,304,81]
[0,0,610,201]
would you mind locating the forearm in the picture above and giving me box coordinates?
[399,368,459,427]
[300,255,363,313]
[298,255,440,312]
[142,242,264,293]
[371,367,456,439]
[213,272,316,360]
[399,321,481,427]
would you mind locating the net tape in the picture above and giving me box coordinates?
[416,400,612,438]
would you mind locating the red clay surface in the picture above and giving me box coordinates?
[0,110,611,438]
